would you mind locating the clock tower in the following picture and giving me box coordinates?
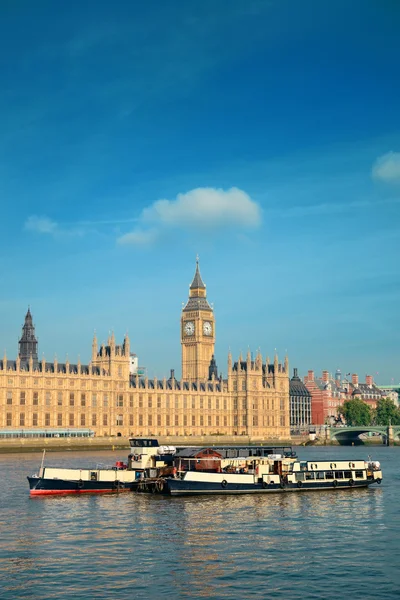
[181,259,215,381]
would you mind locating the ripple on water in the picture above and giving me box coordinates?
[0,447,399,599]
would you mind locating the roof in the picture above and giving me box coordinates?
[290,373,312,397]
[190,261,206,290]
[182,296,212,312]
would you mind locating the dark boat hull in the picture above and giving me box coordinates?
[28,476,133,496]
[164,478,376,496]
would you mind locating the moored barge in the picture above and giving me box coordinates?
[27,438,175,495]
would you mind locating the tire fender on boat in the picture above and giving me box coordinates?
[332,480,338,488]
[376,478,382,485]
[297,480,303,488]
[77,479,84,489]
[221,479,228,489]
[262,480,268,489]
[348,479,354,487]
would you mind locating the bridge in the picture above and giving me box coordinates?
[329,425,400,445]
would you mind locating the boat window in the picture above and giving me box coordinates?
[355,470,364,479]
[90,472,98,481]
[300,461,307,471]
[335,471,344,479]
[316,471,325,479]
[343,470,352,479]
[325,471,334,480]
[296,473,305,481]
[305,472,315,480]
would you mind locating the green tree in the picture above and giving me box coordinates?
[375,397,400,426]
[339,398,372,426]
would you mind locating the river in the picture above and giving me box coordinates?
[0,445,399,599]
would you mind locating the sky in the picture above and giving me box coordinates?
[0,0,400,384]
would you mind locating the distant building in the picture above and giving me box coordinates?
[376,386,399,406]
[289,368,312,428]
[304,370,386,425]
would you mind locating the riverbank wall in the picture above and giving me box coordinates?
[0,435,308,454]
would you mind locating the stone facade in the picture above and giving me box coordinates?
[0,263,290,440]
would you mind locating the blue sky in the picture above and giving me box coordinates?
[1,0,400,384]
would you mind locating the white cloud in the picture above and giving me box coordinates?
[24,215,58,234]
[117,186,261,245]
[372,151,400,183]
[117,228,158,246]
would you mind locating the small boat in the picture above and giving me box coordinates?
[139,449,383,496]
[27,439,175,496]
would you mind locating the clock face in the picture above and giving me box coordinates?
[203,321,212,336]
[184,321,195,336]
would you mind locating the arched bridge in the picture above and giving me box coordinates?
[329,426,400,445]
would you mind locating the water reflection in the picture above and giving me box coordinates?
[0,447,399,599]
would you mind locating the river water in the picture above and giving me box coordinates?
[0,445,399,599]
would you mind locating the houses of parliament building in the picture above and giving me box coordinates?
[0,262,290,440]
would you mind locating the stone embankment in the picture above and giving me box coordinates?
[0,435,308,454]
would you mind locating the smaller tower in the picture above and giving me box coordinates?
[19,308,38,366]
[208,354,218,380]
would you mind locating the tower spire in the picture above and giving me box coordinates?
[19,308,38,365]
[190,256,206,290]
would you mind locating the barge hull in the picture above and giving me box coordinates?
[28,476,133,496]
[166,480,374,496]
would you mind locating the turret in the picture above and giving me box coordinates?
[92,332,98,361]
[18,307,38,366]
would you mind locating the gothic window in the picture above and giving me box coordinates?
[81,394,86,407]
[216,416,219,427]
[103,414,108,426]
[216,398,219,410]
[233,416,238,427]
[280,398,285,410]
[57,414,63,426]
[6,413,12,426]
[45,392,51,406]
[130,394,134,408]
[242,381,246,391]
[192,416,196,426]
[92,394,97,407]
[280,416,285,427]
[200,416,204,426]
[130,415,134,427]
[183,396,187,409]
[242,416,247,427]
[208,398,212,410]
[148,415,152,426]
[224,398,227,410]
[148,396,152,408]
[69,414,74,426]
[174,415,179,426]
[242,399,247,410]
[45,413,51,427]
[6,391,12,405]
[157,415,161,426]
[116,415,123,426]
[192,398,195,410]
[157,396,161,409]
[57,392,63,406]
[32,413,38,427]
[200,398,204,410]
[20,392,26,405]
[92,414,97,427]
[233,398,238,410]
[224,416,227,427]
[233,381,237,391]
[103,394,108,407]
[20,413,25,426]
[69,393,75,406]
[166,397,170,409]
[117,395,124,407]
[183,415,187,426]
[208,416,211,427]
[166,415,170,426]
[175,397,179,409]
[253,416,258,427]
[139,395,143,408]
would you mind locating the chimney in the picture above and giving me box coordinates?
[322,370,329,382]
[293,368,298,378]
[352,374,359,386]
[366,375,373,387]
[307,370,314,382]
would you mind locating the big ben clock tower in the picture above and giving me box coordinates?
[181,259,215,381]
